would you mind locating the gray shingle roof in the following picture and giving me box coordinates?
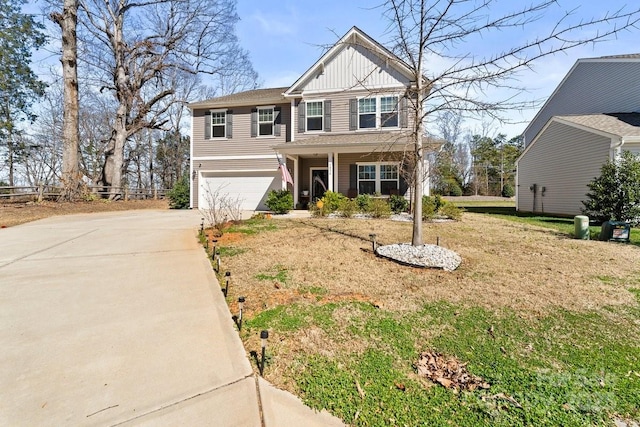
[556,113,640,137]
[597,53,640,59]
[188,87,289,109]
[273,132,445,152]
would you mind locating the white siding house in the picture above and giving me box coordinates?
[517,54,640,216]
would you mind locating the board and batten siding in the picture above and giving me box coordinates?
[192,104,290,157]
[518,121,611,216]
[525,61,640,145]
[298,43,411,93]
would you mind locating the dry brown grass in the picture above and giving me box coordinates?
[0,199,169,227]
[221,213,640,318]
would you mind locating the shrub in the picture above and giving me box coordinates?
[318,191,347,214]
[582,151,640,224]
[422,196,437,220]
[369,198,391,218]
[502,183,515,198]
[265,190,293,214]
[167,175,190,209]
[355,194,372,212]
[338,198,358,218]
[389,194,409,213]
[439,202,463,221]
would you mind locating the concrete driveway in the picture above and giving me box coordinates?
[0,210,342,426]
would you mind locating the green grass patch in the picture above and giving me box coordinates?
[288,301,640,426]
[218,246,247,257]
[226,218,278,235]
[255,264,288,283]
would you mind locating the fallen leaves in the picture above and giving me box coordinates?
[415,351,490,392]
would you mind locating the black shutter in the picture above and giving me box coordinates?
[250,108,257,137]
[298,101,306,133]
[324,100,331,132]
[226,110,233,138]
[274,107,281,137]
[349,164,357,191]
[399,161,409,196]
[204,111,211,139]
[400,96,408,128]
[349,99,357,131]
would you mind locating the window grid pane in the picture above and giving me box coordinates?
[358,98,376,113]
[358,165,376,180]
[380,165,398,180]
[211,112,226,125]
[258,108,273,122]
[380,96,397,113]
[307,102,323,117]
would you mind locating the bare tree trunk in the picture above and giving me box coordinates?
[52,0,81,201]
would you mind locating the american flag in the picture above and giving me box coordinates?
[278,157,294,185]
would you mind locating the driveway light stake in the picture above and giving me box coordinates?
[222,271,230,297]
[200,218,204,235]
[237,297,245,330]
[212,239,218,260]
[369,233,377,252]
[215,251,221,272]
[436,236,440,246]
[260,330,269,376]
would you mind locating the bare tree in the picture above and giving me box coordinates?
[50,0,81,200]
[383,0,640,245]
[76,0,257,199]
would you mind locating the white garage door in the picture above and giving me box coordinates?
[199,171,281,211]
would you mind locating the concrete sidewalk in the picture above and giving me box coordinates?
[0,210,343,426]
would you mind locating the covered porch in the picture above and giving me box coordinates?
[274,133,429,209]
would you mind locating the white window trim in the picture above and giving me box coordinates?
[305,99,324,133]
[210,108,227,139]
[356,95,400,131]
[257,105,275,138]
[356,162,400,195]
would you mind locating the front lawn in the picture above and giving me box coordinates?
[211,213,640,426]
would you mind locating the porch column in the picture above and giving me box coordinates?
[293,155,299,207]
[328,152,334,192]
[334,153,339,194]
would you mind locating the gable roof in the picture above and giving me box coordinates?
[284,26,415,96]
[523,54,640,145]
[555,113,640,139]
[188,87,288,109]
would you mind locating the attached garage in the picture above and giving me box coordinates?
[198,171,281,211]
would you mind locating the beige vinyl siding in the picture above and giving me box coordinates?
[517,121,611,216]
[299,43,411,93]
[192,104,290,157]
[525,61,640,145]
[295,90,409,139]
[337,152,404,195]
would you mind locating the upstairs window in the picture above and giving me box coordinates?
[380,96,398,128]
[258,107,274,136]
[211,111,226,138]
[306,101,323,131]
[358,98,377,129]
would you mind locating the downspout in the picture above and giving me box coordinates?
[189,110,194,208]
[610,136,624,161]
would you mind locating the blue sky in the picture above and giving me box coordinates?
[234,0,640,137]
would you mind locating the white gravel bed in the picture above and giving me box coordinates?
[375,243,462,271]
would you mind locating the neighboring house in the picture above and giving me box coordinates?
[188,26,429,211]
[516,54,640,216]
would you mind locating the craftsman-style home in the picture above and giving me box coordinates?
[189,26,428,211]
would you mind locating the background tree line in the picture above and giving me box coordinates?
[0,0,257,198]
[429,111,522,197]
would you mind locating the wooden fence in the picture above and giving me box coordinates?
[0,185,168,202]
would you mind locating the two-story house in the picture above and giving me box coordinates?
[516,54,640,216]
[188,26,426,211]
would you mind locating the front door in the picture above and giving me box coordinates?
[311,168,328,200]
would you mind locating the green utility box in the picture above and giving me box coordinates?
[599,221,631,243]
[574,215,590,240]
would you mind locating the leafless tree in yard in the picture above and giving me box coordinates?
[382,0,640,245]
[76,0,257,199]
[50,0,82,200]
